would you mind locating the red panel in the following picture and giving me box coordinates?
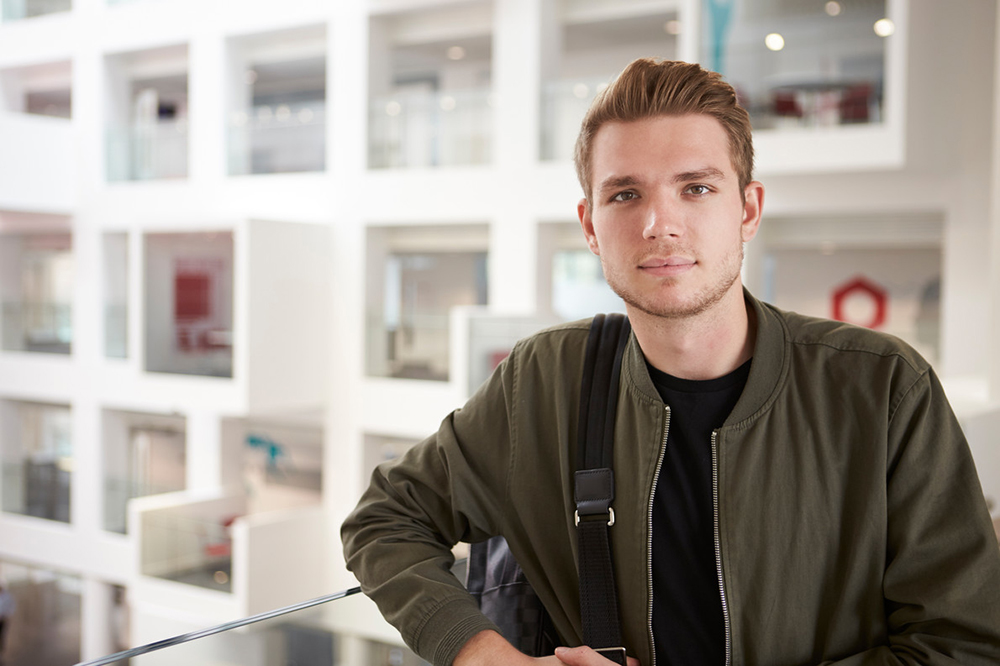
[175,272,210,321]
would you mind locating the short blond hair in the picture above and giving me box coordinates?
[574,58,754,204]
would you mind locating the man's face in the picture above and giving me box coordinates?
[578,114,763,321]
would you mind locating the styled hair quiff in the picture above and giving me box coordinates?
[574,58,754,205]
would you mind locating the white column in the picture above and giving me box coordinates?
[489,0,541,314]
[80,578,115,662]
[326,4,369,584]
[71,396,102,533]
[188,29,227,183]
[186,409,223,491]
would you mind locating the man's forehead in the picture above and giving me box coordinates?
[589,114,736,186]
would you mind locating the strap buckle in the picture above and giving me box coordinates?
[574,506,615,527]
[595,646,627,665]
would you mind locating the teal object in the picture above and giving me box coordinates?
[246,434,285,471]
[706,0,735,75]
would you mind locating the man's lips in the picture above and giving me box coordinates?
[639,257,695,277]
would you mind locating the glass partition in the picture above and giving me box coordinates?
[144,231,234,378]
[366,225,488,381]
[103,232,128,359]
[369,87,492,169]
[75,588,432,666]
[0,400,72,524]
[701,0,890,130]
[0,232,73,354]
[0,559,81,666]
[103,409,186,534]
[1,0,71,20]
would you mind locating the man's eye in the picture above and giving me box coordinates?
[611,191,637,202]
[686,185,711,195]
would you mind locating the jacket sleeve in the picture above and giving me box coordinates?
[817,368,1000,665]
[340,350,521,666]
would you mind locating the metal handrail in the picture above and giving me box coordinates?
[73,586,362,666]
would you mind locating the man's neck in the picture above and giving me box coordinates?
[628,286,756,381]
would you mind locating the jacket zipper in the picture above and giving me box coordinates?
[711,430,732,666]
[647,406,670,666]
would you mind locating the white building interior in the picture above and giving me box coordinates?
[1,0,1000,664]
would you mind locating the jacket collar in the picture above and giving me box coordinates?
[622,288,787,427]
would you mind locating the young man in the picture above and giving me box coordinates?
[342,59,1000,666]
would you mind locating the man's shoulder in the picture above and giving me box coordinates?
[763,302,931,374]
[510,317,594,355]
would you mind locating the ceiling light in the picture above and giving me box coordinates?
[874,18,895,37]
[664,20,682,35]
[440,95,456,111]
[385,100,401,117]
[573,83,589,99]
[765,33,785,51]
[825,1,842,17]
[447,46,466,60]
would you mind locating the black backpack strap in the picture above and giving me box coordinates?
[574,313,630,665]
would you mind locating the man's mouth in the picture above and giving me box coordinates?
[639,256,695,276]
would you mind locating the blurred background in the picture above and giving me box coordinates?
[0,0,999,664]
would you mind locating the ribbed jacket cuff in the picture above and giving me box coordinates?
[414,597,502,666]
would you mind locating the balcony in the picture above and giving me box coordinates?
[227,26,327,176]
[539,1,680,161]
[131,490,328,617]
[105,45,189,182]
[368,2,493,169]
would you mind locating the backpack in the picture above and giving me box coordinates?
[466,314,631,664]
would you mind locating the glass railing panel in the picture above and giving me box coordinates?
[368,88,492,169]
[228,101,326,175]
[366,311,454,382]
[76,587,432,666]
[1,302,72,354]
[104,477,185,534]
[1,0,71,20]
[1,459,71,523]
[105,303,127,358]
[141,512,234,592]
[540,77,609,162]
[106,120,188,182]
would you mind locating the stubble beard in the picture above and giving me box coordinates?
[602,242,745,321]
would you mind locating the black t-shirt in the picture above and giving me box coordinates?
[646,358,751,666]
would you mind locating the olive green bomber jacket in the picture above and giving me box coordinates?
[341,292,1000,665]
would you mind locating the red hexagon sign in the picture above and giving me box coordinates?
[832,276,888,330]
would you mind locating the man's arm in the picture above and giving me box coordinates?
[341,351,519,665]
[817,368,1000,665]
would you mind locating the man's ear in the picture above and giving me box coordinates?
[578,198,600,255]
[741,181,765,243]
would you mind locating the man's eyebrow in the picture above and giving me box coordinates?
[672,167,726,183]
[596,175,640,193]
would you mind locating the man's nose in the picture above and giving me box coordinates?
[642,197,681,240]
